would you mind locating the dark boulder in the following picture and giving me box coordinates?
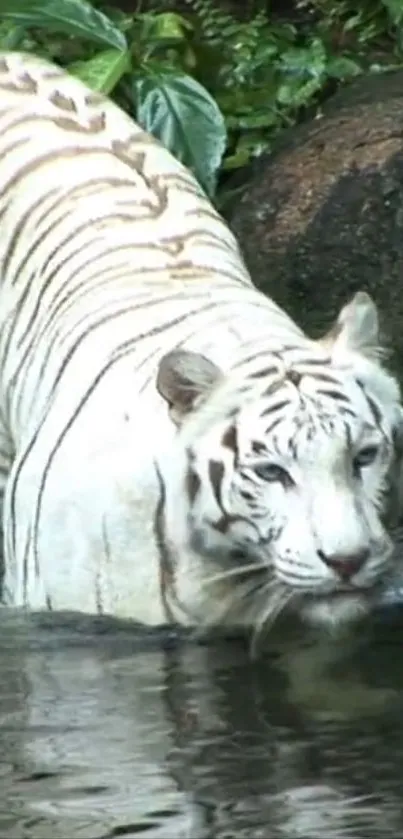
[228,70,403,374]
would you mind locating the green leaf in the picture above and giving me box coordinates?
[134,71,227,198]
[277,76,322,108]
[0,19,25,48]
[223,131,270,171]
[69,48,130,94]
[306,37,328,77]
[326,55,362,80]
[148,12,192,42]
[382,0,403,26]
[343,14,363,33]
[0,0,127,50]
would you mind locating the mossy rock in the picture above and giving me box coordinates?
[228,69,403,376]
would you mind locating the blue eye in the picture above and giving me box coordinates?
[254,463,292,485]
[353,445,379,475]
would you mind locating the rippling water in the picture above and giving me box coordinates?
[2,606,403,838]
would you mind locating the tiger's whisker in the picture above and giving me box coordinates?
[250,584,293,659]
[202,561,265,588]
[209,575,267,626]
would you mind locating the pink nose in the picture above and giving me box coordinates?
[317,548,369,581]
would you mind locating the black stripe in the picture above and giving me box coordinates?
[1,188,59,279]
[208,459,224,509]
[96,516,111,615]
[264,416,284,436]
[10,210,101,291]
[366,394,383,428]
[36,218,172,292]
[13,223,166,353]
[338,406,358,418]
[0,145,121,207]
[0,269,37,379]
[261,399,291,417]
[356,380,383,429]
[233,349,280,369]
[295,356,331,367]
[16,237,106,351]
[0,134,27,168]
[37,268,154,341]
[22,532,30,605]
[315,388,352,403]
[248,365,279,380]
[307,372,340,384]
[18,175,137,238]
[153,462,177,623]
[7,273,172,394]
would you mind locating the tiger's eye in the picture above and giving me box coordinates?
[353,445,379,477]
[254,463,292,486]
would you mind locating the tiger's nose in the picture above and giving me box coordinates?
[317,548,370,581]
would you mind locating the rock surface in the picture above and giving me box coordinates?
[228,69,403,373]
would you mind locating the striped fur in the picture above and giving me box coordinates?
[0,51,402,633]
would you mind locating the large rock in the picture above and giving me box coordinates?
[228,70,403,374]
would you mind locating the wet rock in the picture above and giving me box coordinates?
[228,69,403,373]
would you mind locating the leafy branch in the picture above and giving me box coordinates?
[0,0,402,203]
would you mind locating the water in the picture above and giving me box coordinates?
[2,607,403,838]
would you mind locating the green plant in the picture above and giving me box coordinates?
[0,0,402,204]
[0,0,227,198]
[299,0,403,59]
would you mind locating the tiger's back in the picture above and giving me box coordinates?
[0,51,260,428]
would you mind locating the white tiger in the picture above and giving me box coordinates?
[0,50,402,634]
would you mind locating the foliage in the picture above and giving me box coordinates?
[0,0,402,204]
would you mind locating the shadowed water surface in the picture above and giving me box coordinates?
[2,606,403,838]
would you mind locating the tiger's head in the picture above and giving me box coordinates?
[156,292,403,633]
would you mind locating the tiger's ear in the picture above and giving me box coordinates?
[157,349,222,426]
[318,291,381,360]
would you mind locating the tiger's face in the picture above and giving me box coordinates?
[157,292,403,631]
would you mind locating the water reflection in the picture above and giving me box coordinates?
[1,607,403,837]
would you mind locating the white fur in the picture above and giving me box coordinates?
[159,346,402,629]
[0,52,401,635]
